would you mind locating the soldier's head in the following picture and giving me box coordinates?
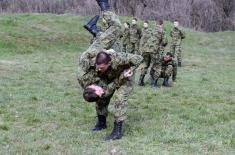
[157,20,164,28]
[132,18,138,25]
[173,20,179,28]
[83,87,100,102]
[123,22,130,29]
[164,52,173,61]
[143,21,149,28]
[96,52,112,73]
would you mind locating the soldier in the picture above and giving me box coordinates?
[159,21,168,58]
[129,18,142,54]
[153,52,176,87]
[149,20,168,87]
[170,20,185,67]
[79,51,143,140]
[122,22,130,53]
[138,20,152,86]
[80,0,123,72]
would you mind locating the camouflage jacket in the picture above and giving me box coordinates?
[122,28,130,45]
[146,27,165,53]
[79,11,123,72]
[78,52,143,97]
[78,69,127,98]
[129,24,141,43]
[170,27,185,45]
[139,27,152,54]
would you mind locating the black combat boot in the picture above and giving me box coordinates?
[178,62,182,67]
[163,77,170,87]
[96,0,110,11]
[138,74,145,86]
[151,78,158,88]
[105,121,123,141]
[84,15,100,37]
[92,115,107,131]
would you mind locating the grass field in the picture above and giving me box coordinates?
[0,13,235,154]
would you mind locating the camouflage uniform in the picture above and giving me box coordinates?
[139,27,152,75]
[148,26,167,82]
[159,28,168,57]
[122,27,130,53]
[129,24,141,54]
[78,52,143,121]
[170,27,185,64]
[79,11,123,72]
[154,57,176,80]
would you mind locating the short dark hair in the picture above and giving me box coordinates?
[124,22,130,27]
[166,52,173,57]
[133,17,138,21]
[144,20,149,24]
[83,87,100,102]
[96,52,111,65]
[157,20,164,25]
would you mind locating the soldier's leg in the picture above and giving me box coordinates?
[150,54,161,88]
[135,41,140,55]
[170,44,177,58]
[163,65,173,87]
[105,83,132,140]
[139,53,151,86]
[93,97,111,131]
[122,44,127,53]
[172,59,177,83]
[129,42,135,54]
[177,46,182,67]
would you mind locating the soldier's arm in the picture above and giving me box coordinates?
[111,52,143,70]
[162,31,168,47]
[170,29,173,37]
[77,69,99,89]
[180,29,186,39]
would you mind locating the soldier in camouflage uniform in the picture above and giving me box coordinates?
[78,51,143,140]
[79,0,143,141]
[122,22,130,53]
[159,23,168,58]
[170,20,185,67]
[149,20,168,87]
[129,18,142,54]
[81,11,123,72]
[138,21,152,86]
[153,52,176,87]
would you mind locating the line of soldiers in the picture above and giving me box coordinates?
[120,18,185,87]
[78,0,185,141]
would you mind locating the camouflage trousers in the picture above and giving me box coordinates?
[96,82,133,122]
[122,44,130,53]
[172,58,178,82]
[171,44,182,63]
[140,52,155,75]
[160,65,173,78]
[149,53,162,80]
[129,41,140,54]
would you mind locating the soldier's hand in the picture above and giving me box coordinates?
[105,49,116,54]
[124,68,133,77]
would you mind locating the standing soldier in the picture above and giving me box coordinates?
[129,18,142,54]
[170,20,185,67]
[159,22,168,58]
[138,21,152,86]
[149,20,168,87]
[122,22,130,53]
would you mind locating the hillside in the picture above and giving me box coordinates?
[0,14,235,154]
[0,0,235,32]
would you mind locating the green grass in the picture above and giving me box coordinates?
[0,13,235,154]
